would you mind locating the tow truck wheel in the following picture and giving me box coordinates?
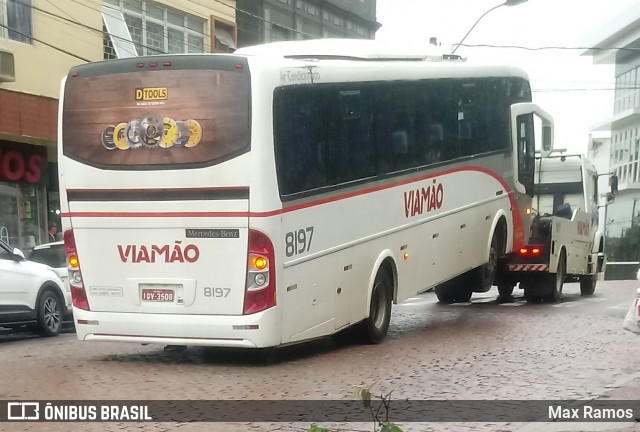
[546,252,566,303]
[497,282,515,299]
[579,275,597,296]
[522,282,543,304]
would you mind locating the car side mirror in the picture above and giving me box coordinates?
[11,248,25,261]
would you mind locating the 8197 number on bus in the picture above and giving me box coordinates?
[285,227,314,257]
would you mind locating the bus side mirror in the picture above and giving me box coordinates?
[610,174,619,195]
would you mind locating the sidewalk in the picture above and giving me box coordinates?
[516,373,640,432]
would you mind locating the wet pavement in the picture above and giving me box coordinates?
[1,280,639,431]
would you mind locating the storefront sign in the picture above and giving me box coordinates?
[0,140,48,186]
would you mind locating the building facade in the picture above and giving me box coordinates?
[0,0,234,252]
[585,5,640,262]
[236,0,379,48]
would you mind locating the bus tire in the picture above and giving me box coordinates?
[359,269,392,344]
[435,276,472,304]
[467,225,504,293]
[579,275,597,296]
[258,347,279,365]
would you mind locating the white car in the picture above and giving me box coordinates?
[29,241,70,306]
[0,238,69,336]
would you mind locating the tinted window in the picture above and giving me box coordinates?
[0,240,13,261]
[274,77,516,199]
[29,245,65,268]
[63,60,250,170]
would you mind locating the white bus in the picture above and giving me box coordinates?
[58,39,553,349]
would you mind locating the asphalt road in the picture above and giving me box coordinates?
[1,280,639,432]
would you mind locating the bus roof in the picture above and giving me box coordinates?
[235,38,452,61]
[234,38,529,78]
[64,39,530,83]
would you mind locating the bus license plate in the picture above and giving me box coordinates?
[141,289,174,302]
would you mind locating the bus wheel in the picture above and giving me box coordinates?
[359,269,392,344]
[579,275,597,296]
[545,252,566,303]
[467,229,502,293]
[435,279,472,304]
[257,347,279,365]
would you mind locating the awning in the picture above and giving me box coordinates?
[215,27,237,50]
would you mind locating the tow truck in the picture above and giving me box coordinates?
[497,150,617,303]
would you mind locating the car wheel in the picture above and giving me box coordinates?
[37,289,63,337]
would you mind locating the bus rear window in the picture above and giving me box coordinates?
[62,68,250,169]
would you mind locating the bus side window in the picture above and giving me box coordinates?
[427,123,444,164]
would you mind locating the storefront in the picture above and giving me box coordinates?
[0,140,50,252]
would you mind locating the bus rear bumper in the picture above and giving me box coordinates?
[72,307,280,348]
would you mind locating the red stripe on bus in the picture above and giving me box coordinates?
[60,165,526,247]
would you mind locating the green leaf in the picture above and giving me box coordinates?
[380,422,404,432]
[308,424,332,432]
[360,389,372,408]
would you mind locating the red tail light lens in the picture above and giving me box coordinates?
[63,229,90,311]
[243,229,276,315]
[518,245,543,257]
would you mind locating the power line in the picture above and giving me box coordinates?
[459,43,640,52]
[0,22,91,62]
[29,1,151,57]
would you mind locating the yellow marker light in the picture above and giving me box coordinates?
[525,207,532,215]
[403,252,409,260]
[68,255,79,268]
[252,256,268,270]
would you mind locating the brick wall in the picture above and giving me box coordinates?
[0,89,58,143]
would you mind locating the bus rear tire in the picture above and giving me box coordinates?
[474,230,502,292]
[435,279,472,304]
[359,269,392,344]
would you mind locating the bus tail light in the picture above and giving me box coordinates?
[243,229,276,315]
[63,229,90,311]
[518,245,543,257]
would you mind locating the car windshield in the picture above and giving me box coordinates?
[29,245,66,268]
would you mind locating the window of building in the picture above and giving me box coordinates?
[103,0,206,57]
[0,0,32,44]
[213,19,237,53]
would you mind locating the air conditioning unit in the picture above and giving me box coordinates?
[0,50,16,82]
